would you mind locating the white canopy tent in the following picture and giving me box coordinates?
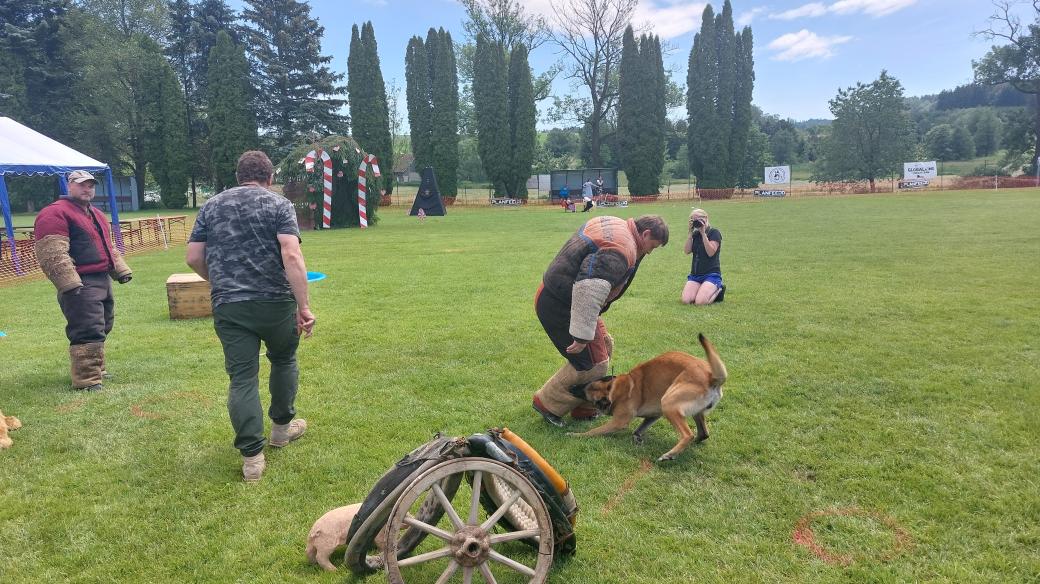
[0,117,122,275]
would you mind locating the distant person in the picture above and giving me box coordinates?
[594,176,604,196]
[186,151,315,482]
[532,215,670,427]
[581,180,595,212]
[558,185,575,212]
[34,170,133,391]
[681,208,724,305]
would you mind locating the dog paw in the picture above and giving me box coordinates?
[5,417,21,430]
[632,434,644,445]
[656,453,676,462]
[566,432,581,437]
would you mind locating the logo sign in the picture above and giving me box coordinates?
[598,200,629,207]
[903,161,937,180]
[489,197,524,206]
[898,180,929,189]
[754,189,787,197]
[764,166,790,184]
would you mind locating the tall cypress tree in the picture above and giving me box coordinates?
[686,0,754,189]
[360,22,394,195]
[507,44,535,198]
[141,37,190,208]
[405,35,433,175]
[473,34,510,195]
[241,0,346,157]
[619,29,667,195]
[431,28,459,196]
[618,26,640,186]
[207,30,258,191]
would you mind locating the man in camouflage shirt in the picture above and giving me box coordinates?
[187,151,315,482]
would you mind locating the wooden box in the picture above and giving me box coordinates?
[166,273,212,319]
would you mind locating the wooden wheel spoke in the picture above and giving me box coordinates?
[403,515,454,542]
[468,471,483,525]
[479,562,498,584]
[488,549,536,577]
[463,566,474,584]
[479,490,522,531]
[397,546,454,568]
[435,560,460,584]
[433,483,466,530]
[488,528,541,545]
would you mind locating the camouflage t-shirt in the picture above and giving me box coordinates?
[189,186,301,308]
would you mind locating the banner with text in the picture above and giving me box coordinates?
[903,161,937,179]
[764,165,791,184]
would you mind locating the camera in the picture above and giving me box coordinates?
[691,219,704,229]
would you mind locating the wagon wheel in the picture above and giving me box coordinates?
[384,458,554,584]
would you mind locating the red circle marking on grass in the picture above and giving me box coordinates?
[600,459,653,515]
[792,506,912,566]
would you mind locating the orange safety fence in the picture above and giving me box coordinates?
[1,215,189,286]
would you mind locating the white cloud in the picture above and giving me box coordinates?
[767,29,852,61]
[737,7,768,27]
[770,3,828,20]
[829,0,917,17]
[632,1,708,39]
[769,0,916,20]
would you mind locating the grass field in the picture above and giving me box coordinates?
[1,189,1038,583]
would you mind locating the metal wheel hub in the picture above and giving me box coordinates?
[451,526,491,567]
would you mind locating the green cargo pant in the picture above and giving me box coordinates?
[213,300,300,457]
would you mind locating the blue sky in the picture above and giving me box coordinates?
[233,0,1024,122]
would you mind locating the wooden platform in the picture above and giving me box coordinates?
[166,273,211,319]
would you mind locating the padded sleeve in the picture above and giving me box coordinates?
[569,278,611,342]
[35,235,82,293]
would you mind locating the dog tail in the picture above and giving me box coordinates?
[698,333,727,385]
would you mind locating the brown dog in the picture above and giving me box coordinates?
[0,409,22,449]
[567,334,727,462]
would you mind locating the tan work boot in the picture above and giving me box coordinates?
[70,343,104,391]
[270,419,307,447]
[243,452,266,482]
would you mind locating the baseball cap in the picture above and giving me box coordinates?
[67,170,98,184]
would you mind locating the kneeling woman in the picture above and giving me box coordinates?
[681,208,723,305]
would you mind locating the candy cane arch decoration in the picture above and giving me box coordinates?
[356,153,380,229]
[304,149,334,229]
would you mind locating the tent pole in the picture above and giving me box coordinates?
[0,177,22,275]
[104,168,124,252]
[58,174,69,197]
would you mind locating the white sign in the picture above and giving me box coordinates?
[764,165,790,184]
[903,161,937,180]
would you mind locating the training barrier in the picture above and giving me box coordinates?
[0,214,189,286]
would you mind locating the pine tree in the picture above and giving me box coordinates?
[686,1,754,190]
[140,37,190,208]
[207,30,258,191]
[241,0,346,157]
[619,29,667,195]
[473,34,510,195]
[405,35,433,175]
[507,44,536,198]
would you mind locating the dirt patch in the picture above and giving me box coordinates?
[600,459,653,515]
[793,506,912,566]
[129,391,213,420]
[56,398,87,414]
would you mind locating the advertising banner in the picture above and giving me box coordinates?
[903,161,937,179]
[764,165,791,184]
[754,189,786,197]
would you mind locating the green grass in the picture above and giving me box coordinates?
[2,189,1039,583]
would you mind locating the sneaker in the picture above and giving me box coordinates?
[270,419,307,447]
[73,383,103,392]
[532,397,565,428]
[243,452,266,482]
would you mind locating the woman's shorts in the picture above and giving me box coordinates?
[687,273,723,288]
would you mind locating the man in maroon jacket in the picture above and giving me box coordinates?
[34,170,132,391]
